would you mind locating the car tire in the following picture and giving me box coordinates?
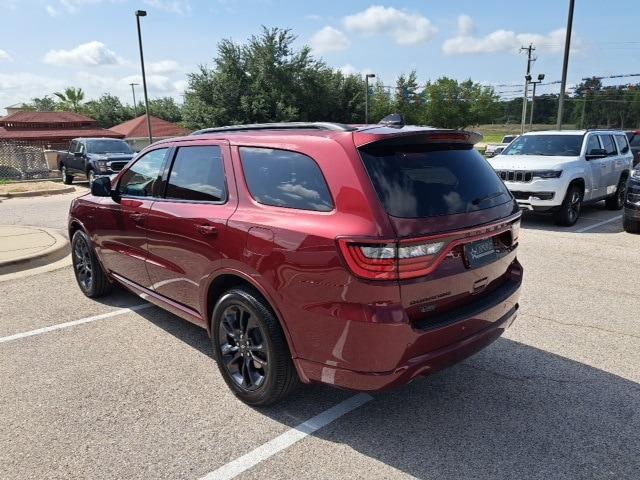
[61,164,74,185]
[71,230,112,298]
[553,184,583,226]
[87,168,96,187]
[623,216,640,234]
[605,176,627,210]
[211,287,299,406]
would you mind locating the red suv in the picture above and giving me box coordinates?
[69,121,522,405]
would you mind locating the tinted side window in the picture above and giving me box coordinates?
[586,135,601,153]
[69,140,78,153]
[599,135,617,156]
[165,146,226,202]
[630,134,640,147]
[118,148,167,197]
[239,147,333,212]
[615,135,630,154]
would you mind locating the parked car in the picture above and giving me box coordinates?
[485,135,519,158]
[623,168,640,233]
[491,130,633,226]
[58,138,135,185]
[625,130,640,167]
[68,121,523,405]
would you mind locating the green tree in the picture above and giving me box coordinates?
[393,71,422,124]
[83,94,134,128]
[26,95,58,111]
[53,87,85,112]
[148,97,182,123]
[368,81,393,123]
[182,27,365,129]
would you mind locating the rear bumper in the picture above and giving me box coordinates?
[295,271,521,392]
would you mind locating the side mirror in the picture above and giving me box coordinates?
[91,176,113,197]
[74,151,83,157]
[586,148,607,159]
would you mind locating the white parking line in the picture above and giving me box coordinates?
[200,393,373,480]
[576,215,623,233]
[0,304,152,344]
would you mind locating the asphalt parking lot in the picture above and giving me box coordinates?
[1,194,639,479]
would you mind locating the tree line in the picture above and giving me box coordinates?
[21,27,640,131]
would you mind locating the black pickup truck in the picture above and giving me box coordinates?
[58,138,135,185]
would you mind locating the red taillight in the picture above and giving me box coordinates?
[337,215,521,281]
[337,238,450,280]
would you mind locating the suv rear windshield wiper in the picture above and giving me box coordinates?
[472,191,507,206]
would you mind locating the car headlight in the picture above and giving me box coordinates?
[96,160,108,173]
[532,170,562,179]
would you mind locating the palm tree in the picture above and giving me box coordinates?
[53,87,85,112]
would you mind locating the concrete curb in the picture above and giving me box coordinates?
[3,186,76,198]
[0,226,70,275]
[0,254,72,283]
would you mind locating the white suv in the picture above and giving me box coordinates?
[490,130,633,226]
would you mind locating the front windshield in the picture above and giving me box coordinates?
[87,140,133,154]
[502,134,584,156]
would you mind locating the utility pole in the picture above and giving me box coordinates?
[520,44,536,134]
[557,0,576,130]
[129,82,139,116]
[364,73,376,124]
[135,10,153,144]
[529,73,545,130]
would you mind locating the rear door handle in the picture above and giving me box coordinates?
[129,212,145,224]
[196,224,218,237]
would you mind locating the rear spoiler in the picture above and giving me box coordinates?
[353,127,483,148]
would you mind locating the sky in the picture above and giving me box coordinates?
[1,0,639,114]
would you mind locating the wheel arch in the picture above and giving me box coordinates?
[203,270,298,357]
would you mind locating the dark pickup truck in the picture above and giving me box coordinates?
[58,138,135,185]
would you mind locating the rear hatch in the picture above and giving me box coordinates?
[354,128,521,330]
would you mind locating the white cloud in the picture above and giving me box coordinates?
[0,49,12,62]
[339,64,374,77]
[310,26,350,54]
[343,6,437,46]
[148,60,181,74]
[44,41,124,67]
[443,15,578,55]
[119,74,173,92]
[46,5,60,16]
[173,79,188,94]
[143,0,191,14]
[339,64,359,76]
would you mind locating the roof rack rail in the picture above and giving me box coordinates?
[191,122,356,135]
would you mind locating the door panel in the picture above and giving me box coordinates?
[92,147,168,288]
[145,142,237,315]
[93,197,155,288]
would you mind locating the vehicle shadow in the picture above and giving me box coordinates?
[520,203,624,234]
[310,338,640,479]
[131,305,639,479]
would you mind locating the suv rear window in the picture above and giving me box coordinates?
[239,147,333,212]
[359,145,511,218]
[614,135,630,154]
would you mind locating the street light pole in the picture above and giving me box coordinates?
[135,10,153,144]
[557,0,575,130]
[365,73,376,124]
[520,44,535,134]
[129,82,139,116]
[529,74,545,130]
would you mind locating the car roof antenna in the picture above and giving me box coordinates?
[378,113,405,128]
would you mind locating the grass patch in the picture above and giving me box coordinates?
[0,179,11,185]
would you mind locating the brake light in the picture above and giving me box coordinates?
[337,238,449,280]
[337,215,521,281]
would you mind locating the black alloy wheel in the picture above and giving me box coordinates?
[218,304,269,391]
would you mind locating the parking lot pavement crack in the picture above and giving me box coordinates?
[459,363,640,389]
[520,312,640,340]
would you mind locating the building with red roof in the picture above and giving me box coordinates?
[0,111,124,150]
[110,115,190,151]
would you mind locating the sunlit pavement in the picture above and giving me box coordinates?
[1,198,638,479]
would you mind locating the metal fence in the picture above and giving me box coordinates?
[0,141,50,180]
